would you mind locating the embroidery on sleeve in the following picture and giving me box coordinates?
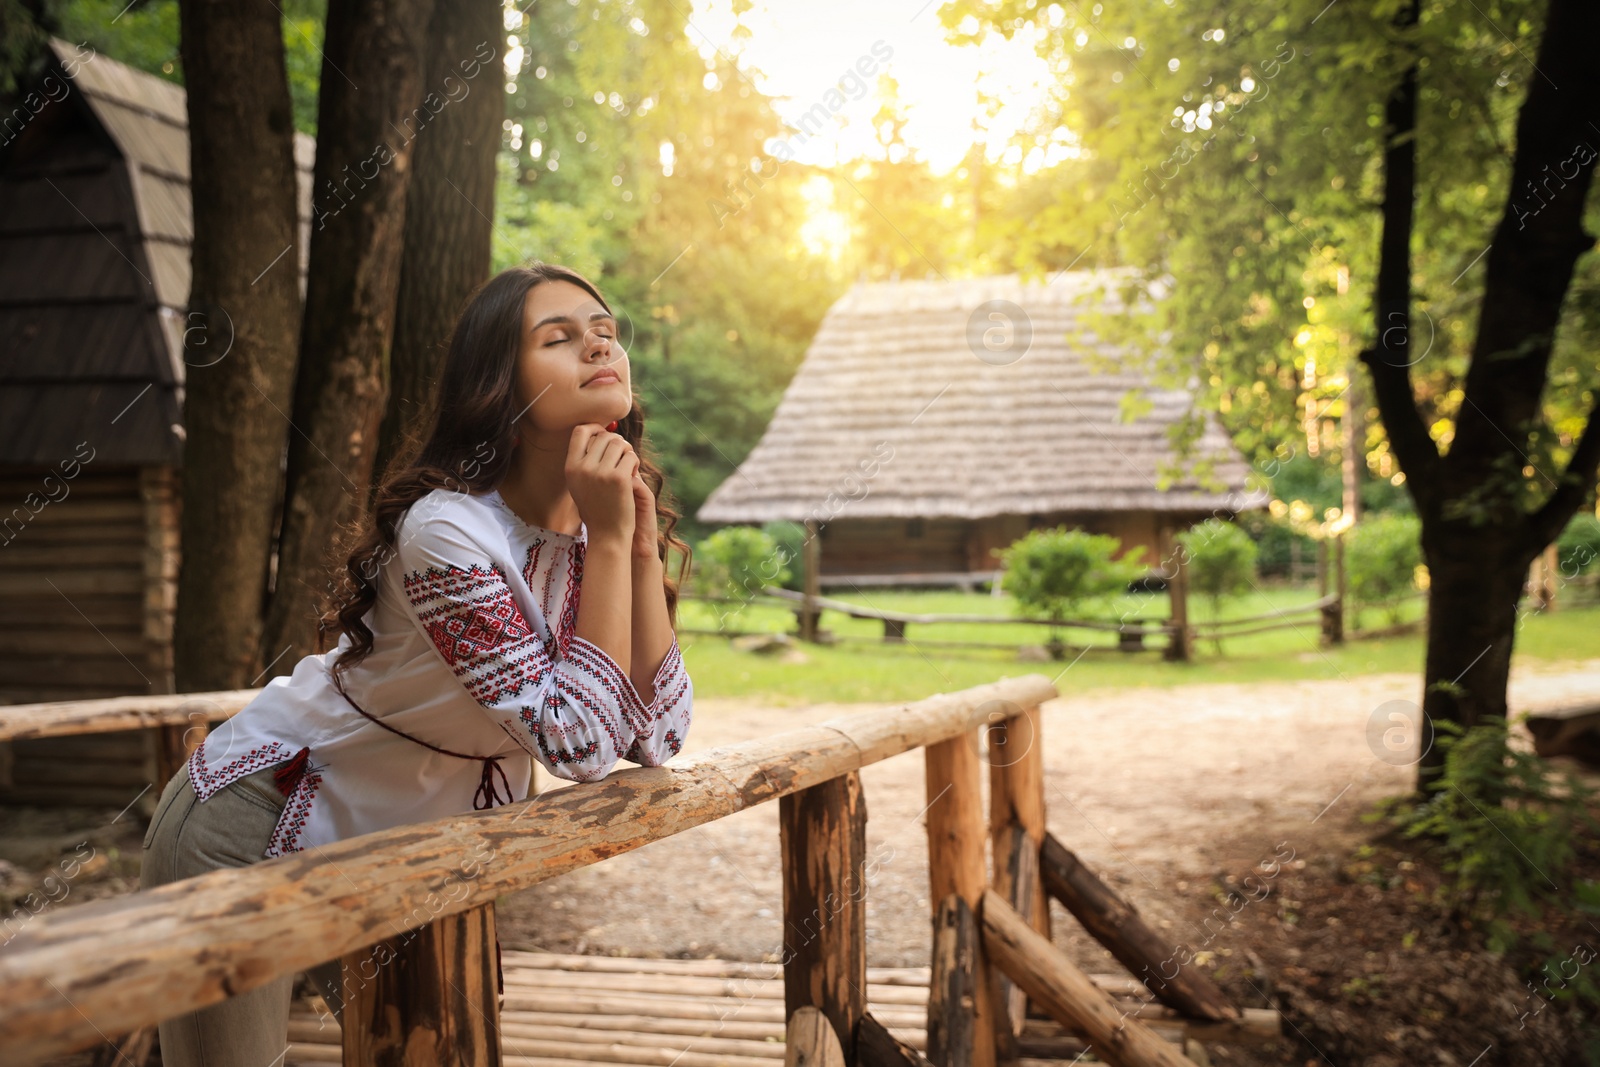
[404,562,547,705]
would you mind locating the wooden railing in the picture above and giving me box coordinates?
[0,673,1277,1066]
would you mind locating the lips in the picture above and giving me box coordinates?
[583,370,622,387]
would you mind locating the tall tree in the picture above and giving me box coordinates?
[173,0,302,691]
[373,0,504,482]
[1367,0,1600,784]
[261,0,435,669]
[949,0,1600,789]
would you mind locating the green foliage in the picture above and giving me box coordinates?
[690,525,790,633]
[995,528,1147,640]
[760,522,809,592]
[1377,718,1600,959]
[1556,511,1600,578]
[1238,510,1317,580]
[1178,518,1258,610]
[1345,512,1423,625]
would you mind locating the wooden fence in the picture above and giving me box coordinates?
[0,674,1278,1066]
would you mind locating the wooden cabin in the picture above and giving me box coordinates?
[0,40,314,804]
[696,271,1268,587]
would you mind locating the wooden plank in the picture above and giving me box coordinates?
[1040,834,1238,1023]
[780,771,867,1064]
[925,731,995,1067]
[926,894,976,1067]
[340,901,500,1066]
[785,1005,845,1067]
[0,674,1059,1064]
[1524,702,1600,764]
[856,1012,934,1067]
[978,890,1191,1067]
[498,968,927,1007]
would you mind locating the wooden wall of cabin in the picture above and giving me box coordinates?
[816,517,970,576]
[821,511,1181,580]
[0,465,178,806]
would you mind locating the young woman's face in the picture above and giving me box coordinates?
[515,279,632,437]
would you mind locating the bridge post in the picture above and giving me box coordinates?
[339,900,501,1066]
[780,770,868,1065]
[986,702,1048,1050]
[924,729,996,1067]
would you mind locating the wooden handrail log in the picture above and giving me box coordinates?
[0,673,1057,1064]
[0,689,258,742]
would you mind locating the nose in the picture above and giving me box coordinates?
[584,328,613,362]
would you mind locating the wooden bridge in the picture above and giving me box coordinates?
[0,675,1281,1066]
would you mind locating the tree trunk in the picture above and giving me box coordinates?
[173,0,302,691]
[260,0,436,672]
[1359,0,1600,792]
[1416,532,1532,781]
[373,0,504,484]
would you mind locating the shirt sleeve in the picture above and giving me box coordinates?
[620,633,693,767]
[392,513,671,785]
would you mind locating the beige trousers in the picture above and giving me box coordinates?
[140,760,343,1066]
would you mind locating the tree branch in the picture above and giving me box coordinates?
[1528,387,1600,549]
[1361,0,1441,509]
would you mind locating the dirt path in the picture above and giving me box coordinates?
[495,657,1600,970]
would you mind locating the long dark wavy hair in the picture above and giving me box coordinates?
[316,263,691,686]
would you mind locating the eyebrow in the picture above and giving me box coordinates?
[531,311,616,331]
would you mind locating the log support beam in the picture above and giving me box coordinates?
[780,771,868,1065]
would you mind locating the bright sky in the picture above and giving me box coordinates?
[688,0,1063,175]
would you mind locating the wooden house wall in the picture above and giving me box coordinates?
[0,466,178,806]
[818,510,1178,578]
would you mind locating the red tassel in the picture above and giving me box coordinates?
[274,746,312,796]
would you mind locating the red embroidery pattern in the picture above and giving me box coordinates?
[404,562,547,705]
[425,595,533,666]
[265,770,323,857]
[557,540,584,660]
[565,636,649,733]
[187,738,294,800]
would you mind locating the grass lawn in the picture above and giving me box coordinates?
[674,585,1600,705]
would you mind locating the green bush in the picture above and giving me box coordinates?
[1556,511,1600,579]
[1239,510,1317,580]
[1345,512,1423,626]
[994,528,1146,653]
[691,526,792,633]
[760,521,809,591]
[1177,519,1258,617]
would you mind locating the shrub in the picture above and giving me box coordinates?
[1345,512,1423,626]
[1376,718,1600,956]
[760,521,809,591]
[692,526,791,632]
[1556,511,1600,579]
[1239,510,1318,581]
[995,528,1146,654]
[1177,519,1258,618]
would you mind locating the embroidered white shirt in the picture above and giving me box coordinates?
[186,485,692,857]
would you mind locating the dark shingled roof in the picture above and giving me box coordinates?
[697,270,1269,524]
[0,39,315,467]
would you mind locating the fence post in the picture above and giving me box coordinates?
[1159,524,1191,662]
[800,519,822,643]
[925,730,996,1067]
[339,901,501,1066]
[780,771,868,1065]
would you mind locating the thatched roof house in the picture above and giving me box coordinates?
[0,40,314,801]
[697,271,1268,585]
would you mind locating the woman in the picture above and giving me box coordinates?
[140,263,694,1064]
